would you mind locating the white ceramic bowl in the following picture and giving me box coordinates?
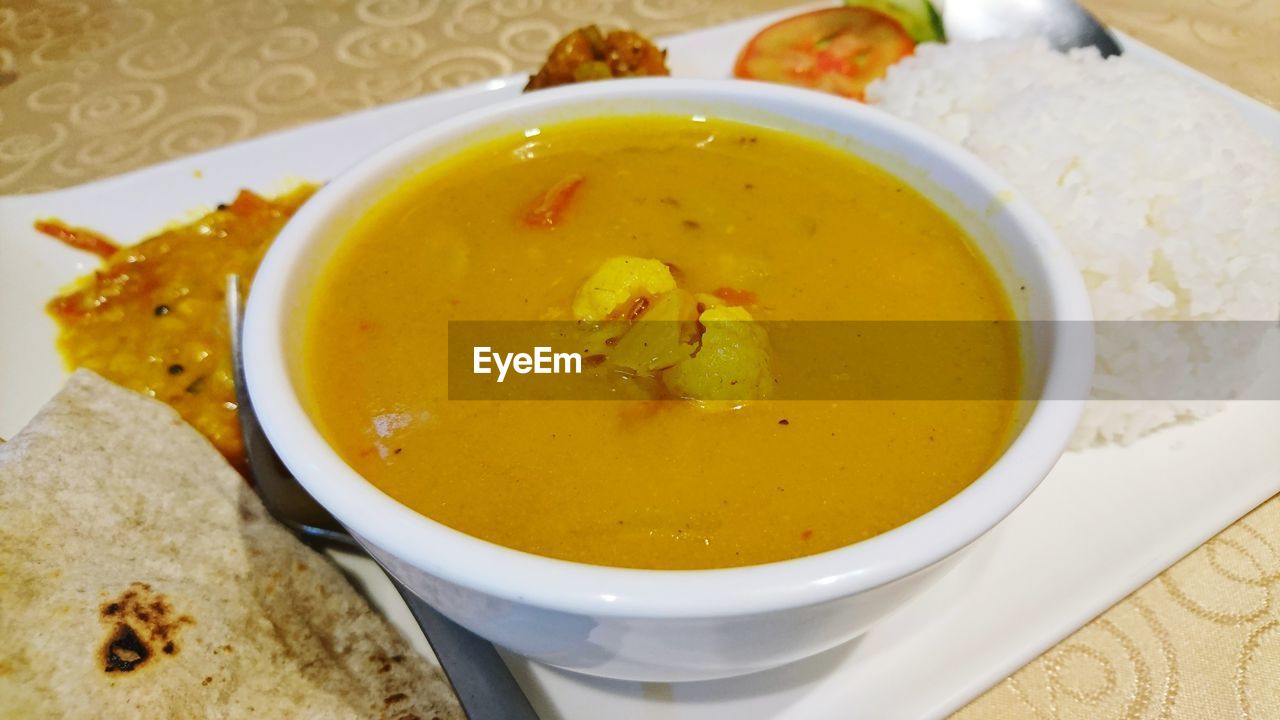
[244,78,1093,682]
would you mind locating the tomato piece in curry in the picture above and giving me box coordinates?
[43,186,316,473]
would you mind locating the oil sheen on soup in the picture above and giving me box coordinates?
[304,116,1020,570]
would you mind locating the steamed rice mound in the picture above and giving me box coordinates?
[868,40,1280,446]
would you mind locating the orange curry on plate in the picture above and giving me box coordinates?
[42,186,316,473]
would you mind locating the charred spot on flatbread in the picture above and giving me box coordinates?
[103,624,149,672]
[3,371,462,717]
[99,582,193,673]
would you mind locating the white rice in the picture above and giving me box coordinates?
[867,40,1280,447]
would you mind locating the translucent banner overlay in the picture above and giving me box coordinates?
[447,321,1279,401]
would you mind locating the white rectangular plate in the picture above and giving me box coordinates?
[2,6,1277,718]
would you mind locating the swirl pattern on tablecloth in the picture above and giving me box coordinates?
[960,499,1280,719]
[0,0,788,190]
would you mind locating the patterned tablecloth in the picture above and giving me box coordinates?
[1,2,1277,718]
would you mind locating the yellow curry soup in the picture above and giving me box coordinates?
[304,116,1020,570]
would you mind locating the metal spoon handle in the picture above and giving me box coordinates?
[945,0,1123,57]
[227,275,354,546]
[226,274,540,720]
[387,576,541,720]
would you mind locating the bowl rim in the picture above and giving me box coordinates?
[244,77,1093,619]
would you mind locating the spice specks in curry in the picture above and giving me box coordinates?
[42,185,316,474]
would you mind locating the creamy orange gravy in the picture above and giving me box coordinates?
[304,116,1020,569]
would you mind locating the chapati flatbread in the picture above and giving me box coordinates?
[0,370,463,719]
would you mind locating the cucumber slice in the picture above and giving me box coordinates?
[845,0,946,43]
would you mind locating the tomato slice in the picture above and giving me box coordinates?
[734,7,915,101]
